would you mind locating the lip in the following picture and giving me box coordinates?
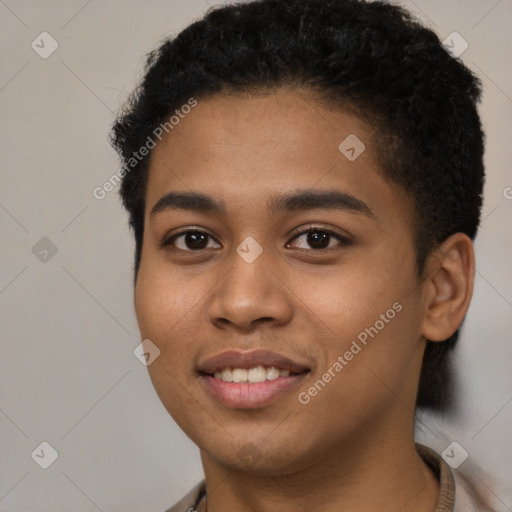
[201,374,308,408]
[198,349,310,374]
[198,349,311,409]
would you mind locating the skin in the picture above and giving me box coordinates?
[135,88,475,512]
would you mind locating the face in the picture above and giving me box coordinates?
[135,89,429,474]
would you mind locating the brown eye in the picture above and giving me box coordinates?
[164,230,221,251]
[288,228,348,251]
[305,230,331,249]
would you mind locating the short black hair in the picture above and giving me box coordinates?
[110,0,485,411]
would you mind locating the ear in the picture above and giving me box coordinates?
[420,233,475,342]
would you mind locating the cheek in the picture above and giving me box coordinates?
[134,267,204,425]
[134,259,202,339]
[133,263,199,389]
[291,258,403,337]
[295,301,423,441]
[296,255,423,396]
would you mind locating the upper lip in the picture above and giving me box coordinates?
[198,349,310,375]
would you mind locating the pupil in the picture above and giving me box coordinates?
[308,231,329,249]
[186,232,208,249]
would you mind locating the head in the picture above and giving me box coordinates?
[110,0,484,472]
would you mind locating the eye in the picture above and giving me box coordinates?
[162,229,221,251]
[287,227,349,251]
[162,226,349,253]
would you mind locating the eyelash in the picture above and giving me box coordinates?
[161,226,350,253]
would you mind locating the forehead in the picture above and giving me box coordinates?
[145,89,413,226]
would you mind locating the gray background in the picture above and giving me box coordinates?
[0,1,511,511]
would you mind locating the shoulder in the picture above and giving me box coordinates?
[163,480,206,512]
[416,443,499,512]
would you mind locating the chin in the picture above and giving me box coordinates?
[195,427,318,476]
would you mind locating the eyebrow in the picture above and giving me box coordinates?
[150,189,374,219]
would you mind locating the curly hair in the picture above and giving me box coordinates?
[110,0,485,411]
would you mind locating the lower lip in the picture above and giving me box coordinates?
[201,373,308,408]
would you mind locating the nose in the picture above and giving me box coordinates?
[207,247,293,333]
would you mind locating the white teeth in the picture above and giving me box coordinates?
[266,367,280,380]
[247,365,267,383]
[232,369,248,382]
[212,366,298,382]
[221,368,232,382]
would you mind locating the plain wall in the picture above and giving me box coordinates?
[1,1,511,510]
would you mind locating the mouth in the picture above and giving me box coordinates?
[198,350,311,408]
[211,366,296,382]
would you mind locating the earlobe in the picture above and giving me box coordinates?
[420,233,475,342]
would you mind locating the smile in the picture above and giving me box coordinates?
[212,366,292,383]
[198,349,311,408]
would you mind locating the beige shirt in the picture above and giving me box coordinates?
[165,444,492,511]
